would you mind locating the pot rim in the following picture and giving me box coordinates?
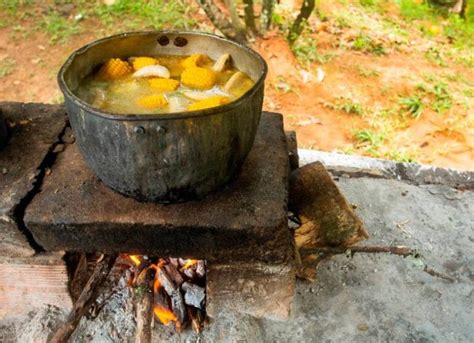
[57,30,268,121]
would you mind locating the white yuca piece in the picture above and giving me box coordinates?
[168,96,188,113]
[133,65,170,78]
[183,87,230,101]
[212,54,231,72]
[223,71,245,92]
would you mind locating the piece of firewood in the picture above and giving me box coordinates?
[134,269,153,343]
[164,263,184,288]
[50,254,116,343]
[289,162,369,248]
[157,267,187,324]
[300,245,415,257]
[69,253,89,303]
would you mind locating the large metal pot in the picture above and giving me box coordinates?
[0,109,7,150]
[58,31,267,202]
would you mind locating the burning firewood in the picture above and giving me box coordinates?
[134,267,153,343]
[182,282,206,309]
[156,264,187,325]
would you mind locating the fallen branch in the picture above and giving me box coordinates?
[50,254,116,343]
[423,265,456,283]
[300,245,416,257]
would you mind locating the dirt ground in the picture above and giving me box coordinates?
[0,0,472,170]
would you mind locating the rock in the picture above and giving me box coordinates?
[182,282,205,309]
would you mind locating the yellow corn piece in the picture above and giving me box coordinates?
[136,95,168,109]
[96,58,132,80]
[181,54,210,69]
[131,56,159,71]
[148,78,180,92]
[181,67,216,90]
[188,96,229,111]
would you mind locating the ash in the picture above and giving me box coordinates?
[70,270,135,343]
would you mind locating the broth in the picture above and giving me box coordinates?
[75,54,255,115]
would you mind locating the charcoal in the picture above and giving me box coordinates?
[157,268,186,323]
[164,264,184,287]
[196,261,205,278]
[182,282,206,309]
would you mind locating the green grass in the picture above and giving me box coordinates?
[352,34,387,55]
[335,98,366,115]
[399,95,424,118]
[354,129,386,146]
[0,57,16,78]
[40,12,80,43]
[384,148,417,163]
[93,0,194,31]
[357,66,381,77]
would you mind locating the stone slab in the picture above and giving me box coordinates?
[0,102,66,257]
[299,149,474,189]
[24,112,293,262]
[206,261,295,321]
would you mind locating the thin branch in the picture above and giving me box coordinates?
[301,245,416,257]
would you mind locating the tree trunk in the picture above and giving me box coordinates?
[224,0,246,38]
[261,0,275,33]
[288,0,316,45]
[243,0,259,36]
[197,0,247,43]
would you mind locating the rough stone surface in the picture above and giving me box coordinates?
[1,175,473,342]
[206,261,296,321]
[299,149,474,189]
[0,102,66,257]
[24,112,293,262]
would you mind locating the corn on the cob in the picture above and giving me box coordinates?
[181,67,216,90]
[96,58,132,80]
[136,94,168,109]
[148,78,180,91]
[187,95,229,111]
[131,57,159,71]
[181,54,210,69]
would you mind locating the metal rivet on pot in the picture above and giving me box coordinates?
[156,125,166,134]
[157,35,169,46]
[134,126,145,134]
[173,36,188,47]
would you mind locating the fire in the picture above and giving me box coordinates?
[129,255,142,266]
[154,305,178,325]
[180,259,198,270]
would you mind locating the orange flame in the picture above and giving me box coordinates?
[129,255,142,266]
[181,259,198,270]
[154,305,178,325]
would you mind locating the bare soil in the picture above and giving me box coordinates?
[0,1,472,171]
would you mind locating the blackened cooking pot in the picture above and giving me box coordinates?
[58,31,267,202]
[0,110,7,150]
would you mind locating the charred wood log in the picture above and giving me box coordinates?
[164,263,184,288]
[134,268,153,343]
[157,267,187,324]
[182,282,206,309]
[196,260,206,279]
[50,254,116,343]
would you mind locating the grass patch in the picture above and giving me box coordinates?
[40,12,80,43]
[399,95,423,118]
[357,66,381,77]
[0,57,16,78]
[354,129,385,146]
[93,0,194,31]
[352,34,387,55]
[384,149,417,163]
